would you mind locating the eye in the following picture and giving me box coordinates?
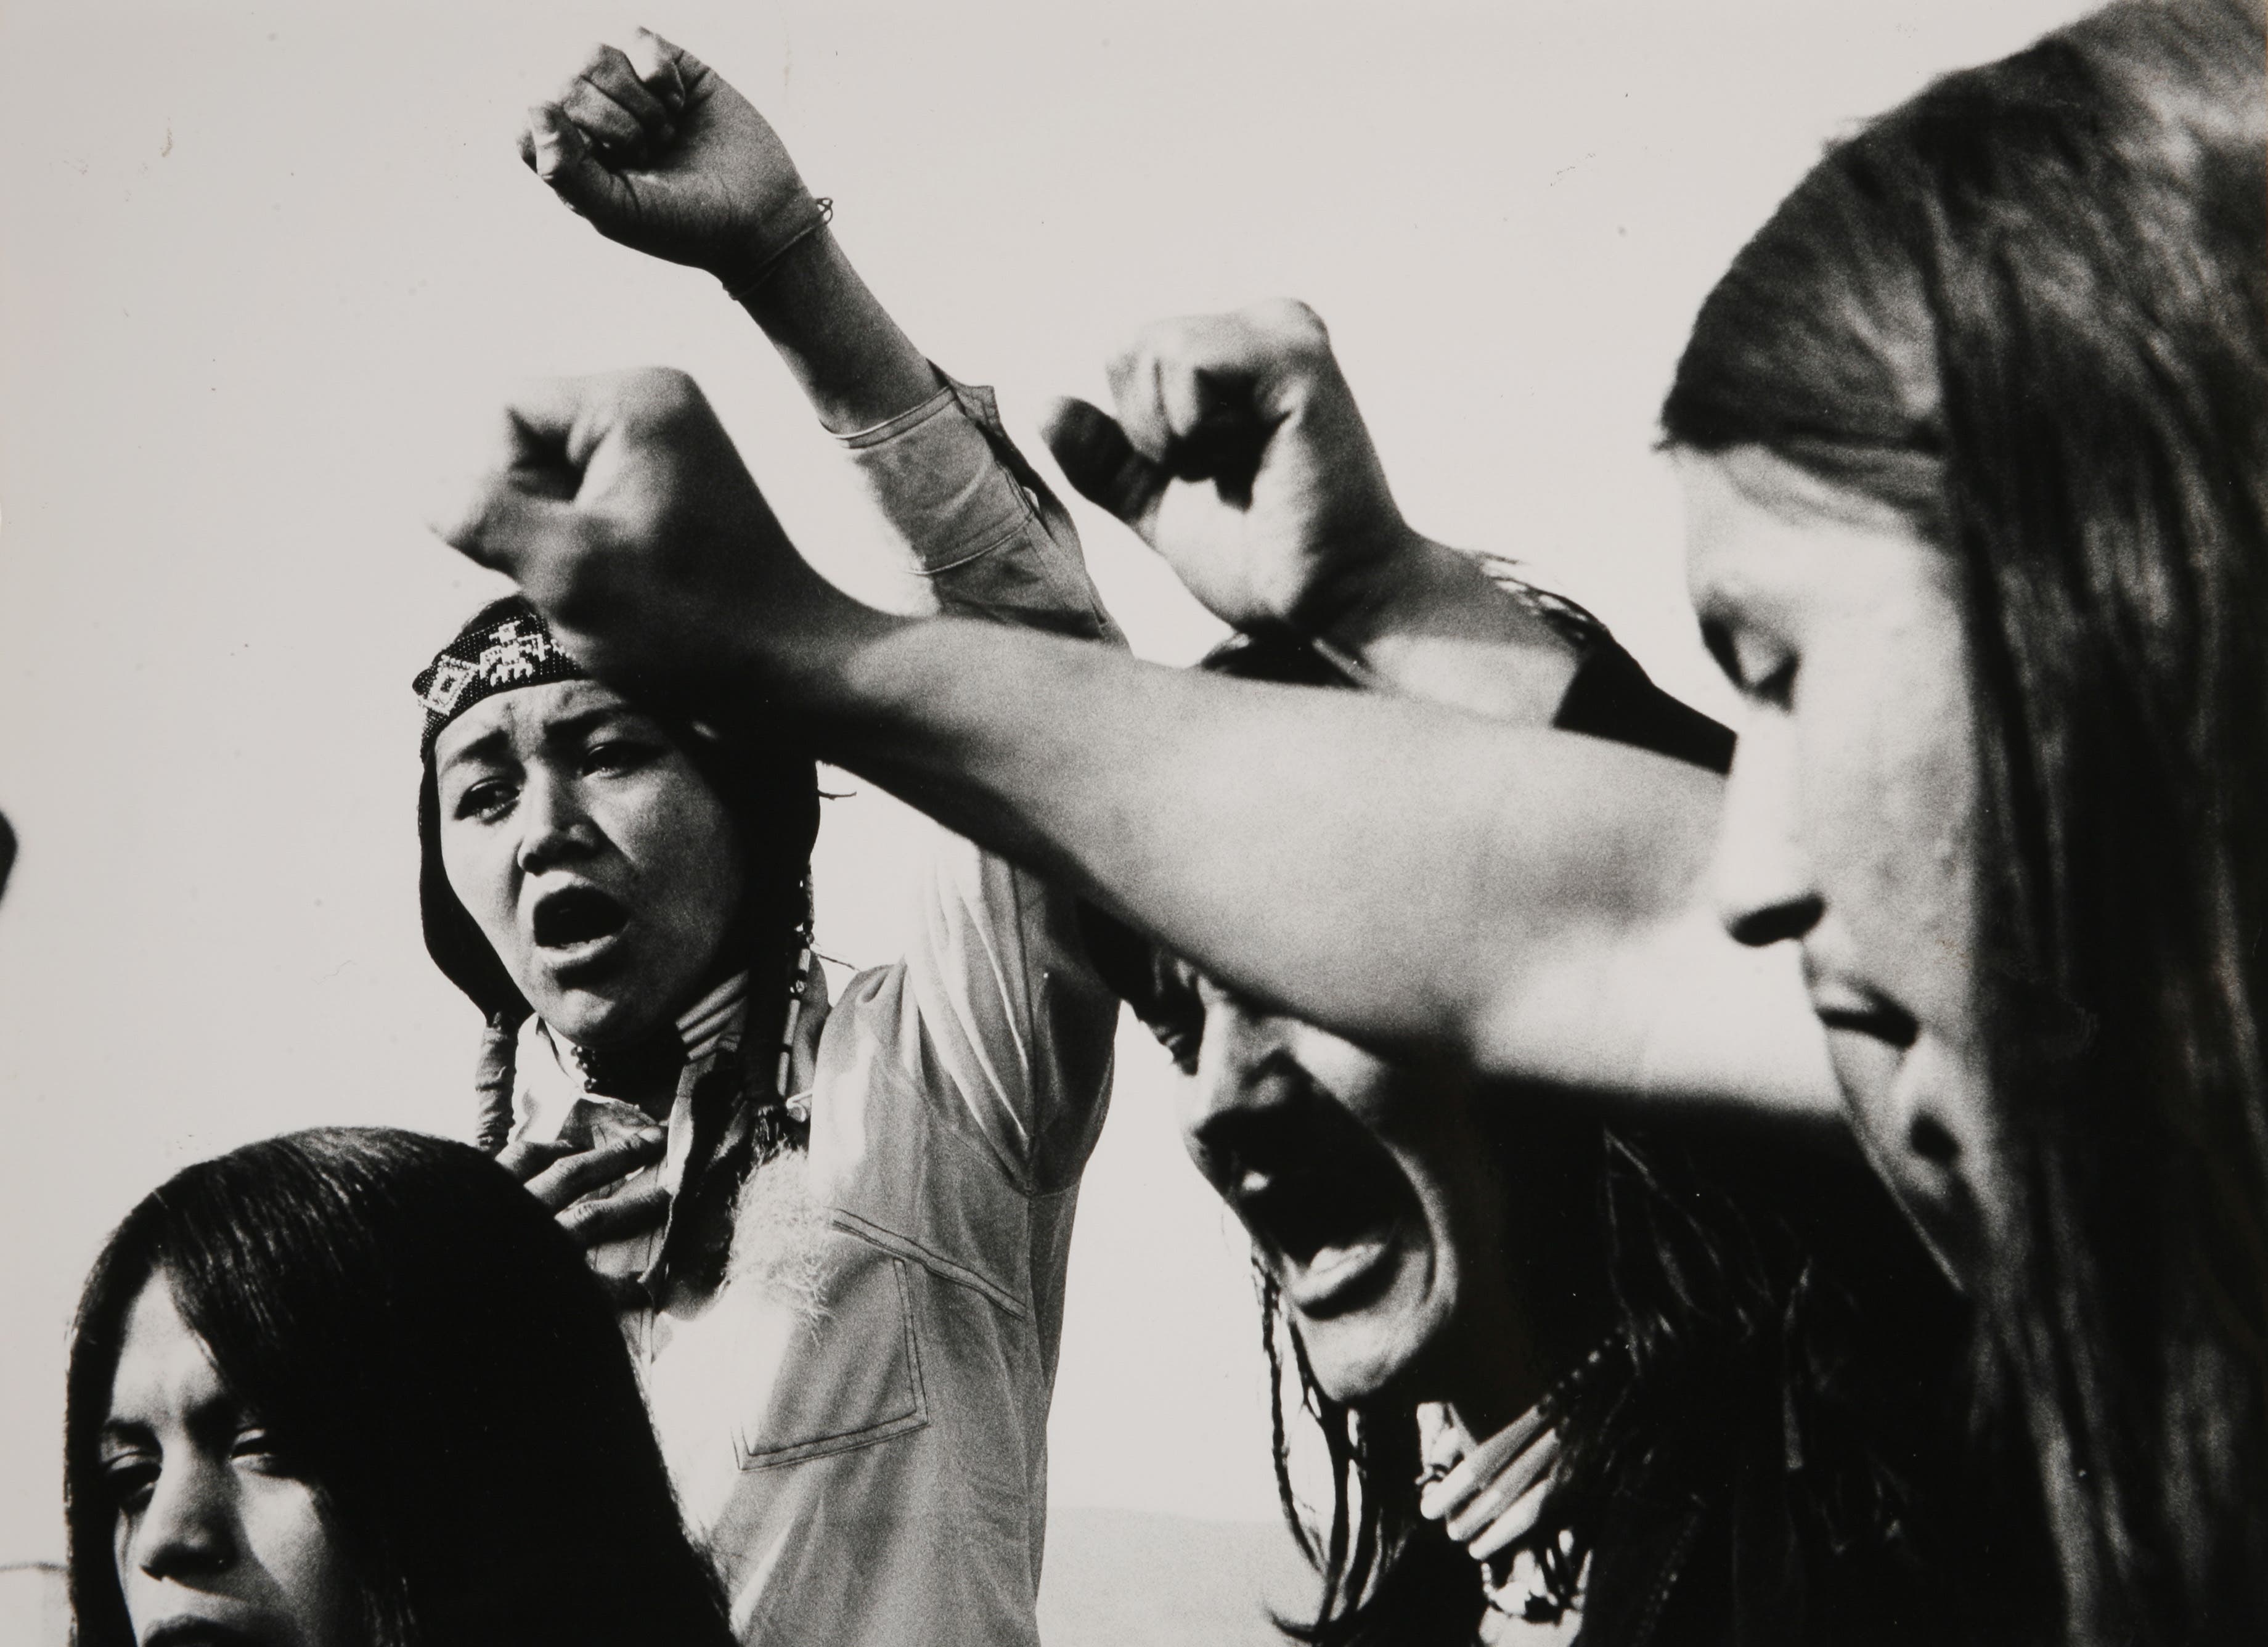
[230,1426,300,1479]
[451,776,518,824]
[581,738,658,779]
[1700,618,1798,709]
[99,1450,159,1515]
[1746,652,1797,708]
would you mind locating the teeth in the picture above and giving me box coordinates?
[1307,1239,1385,1280]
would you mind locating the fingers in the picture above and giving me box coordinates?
[521,104,642,228]
[1444,1428,1559,1548]
[1464,1448,1558,1562]
[496,1137,569,1185]
[1419,1403,1551,1524]
[428,443,577,585]
[560,1182,671,1246]
[557,41,678,156]
[1102,301,1333,481]
[519,36,691,211]
[521,1127,667,1212]
[424,372,643,578]
[1040,396,1168,540]
[626,27,696,107]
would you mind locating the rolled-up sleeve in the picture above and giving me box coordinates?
[841,375,1120,643]
[836,374,1122,1192]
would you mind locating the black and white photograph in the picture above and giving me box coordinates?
[2,2,2264,1644]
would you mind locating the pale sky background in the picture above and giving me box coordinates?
[1,0,2092,1574]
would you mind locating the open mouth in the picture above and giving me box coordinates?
[1217,1084,1418,1318]
[531,885,630,950]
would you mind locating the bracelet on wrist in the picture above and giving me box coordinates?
[720,197,834,305]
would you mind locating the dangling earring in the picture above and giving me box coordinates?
[777,876,815,1118]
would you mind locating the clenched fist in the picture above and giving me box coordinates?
[520,28,821,285]
[428,367,844,702]
[1041,299,1419,636]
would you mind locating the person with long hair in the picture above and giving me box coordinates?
[1658,2,2268,1637]
[65,1126,736,1647]
[427,2,2268,1637]
[1069,309,2034,1646]
[412,31,1122,1647]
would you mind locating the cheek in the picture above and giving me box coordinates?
[241,1481,357,1640]
[438,825,516,940]
[112,1513,136,1592]
[1800,645,1980,1022]
[1279,1026,1399,1130]
[611,782,746,934]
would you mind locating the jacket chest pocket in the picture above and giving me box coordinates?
[733,1224,929,1469]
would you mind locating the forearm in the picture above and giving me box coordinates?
[746,599,1728,1087]
[1303,531,1581,724]
[736,227,939,433]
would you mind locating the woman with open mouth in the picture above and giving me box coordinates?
[65,1128,736,1647]
[412,33,1124,1647]
[432,2,2268,1638]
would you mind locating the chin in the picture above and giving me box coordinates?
[531,985,653,1047]
[1298,1310,1431,1407]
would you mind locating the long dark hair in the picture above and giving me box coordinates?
[1170,640,2026,1640]
[65,1127,738,1647]
[1266,1115,2040,1646]
[1662,2,2268,1640]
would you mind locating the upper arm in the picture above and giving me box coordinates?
[895,831,1120,1192]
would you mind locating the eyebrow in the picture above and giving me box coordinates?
[436,725,512,774]
[96,1419,153,1452]
[437,706,651,775]
[99,1387,251,1451]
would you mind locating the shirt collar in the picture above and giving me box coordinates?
[515,973,753,1145]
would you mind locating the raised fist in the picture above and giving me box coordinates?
[428,367,841,701]
[520,29,820,284]
[1041,300,1416,636]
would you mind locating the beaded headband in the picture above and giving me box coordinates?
[412,597,588,755]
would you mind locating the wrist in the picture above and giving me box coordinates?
[715,194,831,303]
[1285,520,1438,653]
[726,568,898,709]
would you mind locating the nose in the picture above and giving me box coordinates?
[1183,983,1300,1151]
[135,1457,234,1584]
[1711,718,1823,948]
[515,766,596,876]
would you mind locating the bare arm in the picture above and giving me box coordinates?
[431,369,1830,1115]
[1038,305,1837,1117]
[521,29,936,433]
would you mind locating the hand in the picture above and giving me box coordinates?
[520,29,818,280]
[1041,299,1417,635]
[1418,1405,1561,1566]
[499,1126,670,1249]
[428,368,846,701]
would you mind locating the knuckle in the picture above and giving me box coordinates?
[1258,297,1331,353]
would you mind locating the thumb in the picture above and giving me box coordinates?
[1041,396,1168,542]
[523,103,632,223]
